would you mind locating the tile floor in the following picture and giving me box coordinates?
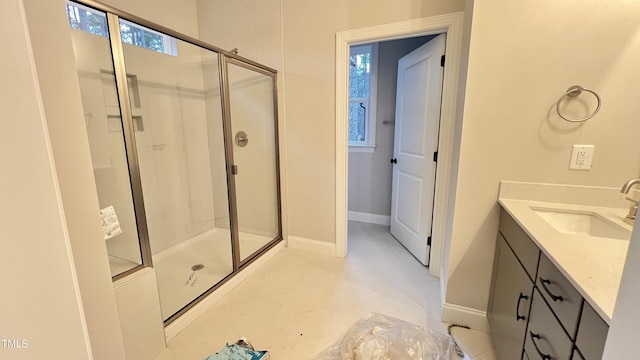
[153,221,497,360]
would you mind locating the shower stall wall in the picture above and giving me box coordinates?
[67,0,282,323]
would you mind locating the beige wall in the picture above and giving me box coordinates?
[0,1,93,358]
[445,0,640,312]
[283,0,465,242]
[196,0,283,70]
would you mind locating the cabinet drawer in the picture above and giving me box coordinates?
[575,301,608,360]
[499,209,541,281]
[524,289,573,360]
[536,253,582,339]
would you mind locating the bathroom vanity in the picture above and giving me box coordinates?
[488,182,634,360]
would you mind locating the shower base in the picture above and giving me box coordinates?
[151,228,272,320]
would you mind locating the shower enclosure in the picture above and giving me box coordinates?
[66,0,281,323]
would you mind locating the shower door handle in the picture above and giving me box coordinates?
[235,131,249,147]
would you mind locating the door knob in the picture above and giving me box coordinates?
[390,158,397,164]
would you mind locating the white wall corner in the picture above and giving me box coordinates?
[287,236,337,257]
[441,302,489,332]
[347,211,391,226]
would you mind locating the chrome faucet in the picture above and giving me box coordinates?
[620,179,640,225]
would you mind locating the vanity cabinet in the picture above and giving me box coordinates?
[487,233,536,359]
[488,210,540,360]
[490,209,609,360]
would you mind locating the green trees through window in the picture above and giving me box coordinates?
[349,45,373,144]
[66,1,175,56]
[119,21,164,54]
[66,2,108,37]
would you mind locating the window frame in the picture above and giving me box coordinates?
[348,43,378,153]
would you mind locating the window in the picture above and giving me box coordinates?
[349,44,378,151]
[66,1,178,56]
[66,1,108,37]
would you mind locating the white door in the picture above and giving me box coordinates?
[390,34,446,266]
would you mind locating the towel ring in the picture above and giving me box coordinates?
[556,85,601,123]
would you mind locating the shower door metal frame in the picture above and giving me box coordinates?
[71,0,284,323]
[106,13,153,279]
[76,0,276,73]
[220,57,283,269]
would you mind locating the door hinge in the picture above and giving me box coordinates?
[232,165,238,175]
[440,55,445,67]
[433,151,438,162]
[427,236,432,246]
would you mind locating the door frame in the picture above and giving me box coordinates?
[335,13,464,278]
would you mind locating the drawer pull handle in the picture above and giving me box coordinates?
[540,278,564,302]
[516,292,528,321]
[529,331,551,360]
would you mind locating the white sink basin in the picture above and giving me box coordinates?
[532,207,631,240]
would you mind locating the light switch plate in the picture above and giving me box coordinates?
[569,145,594,170]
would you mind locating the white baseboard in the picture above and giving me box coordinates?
[164,241,284,341]
[441,302,490,332]
[347,210,391,226]
[287,236,336,257]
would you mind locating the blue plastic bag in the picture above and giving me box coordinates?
[205,339,268,360]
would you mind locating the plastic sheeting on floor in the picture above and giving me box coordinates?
[312,313,455,360]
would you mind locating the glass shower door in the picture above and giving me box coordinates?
[117,20,233,321]
[67,3,144,278]
[226,61,281,263]
[67,0,283,323]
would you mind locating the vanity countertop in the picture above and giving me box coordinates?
[498,181,635,324]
